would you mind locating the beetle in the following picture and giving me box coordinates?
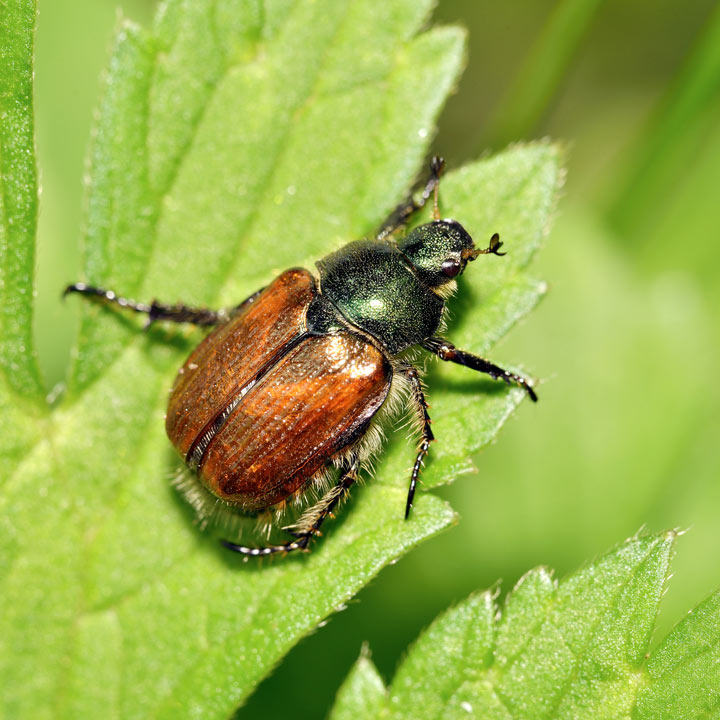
[65,157,536,557]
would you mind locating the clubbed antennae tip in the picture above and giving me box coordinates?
[465,232,506,261]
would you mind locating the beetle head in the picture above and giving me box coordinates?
[397,220,505,289]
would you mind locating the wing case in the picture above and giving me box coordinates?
[200,332,392,512]
[166,268,317,458]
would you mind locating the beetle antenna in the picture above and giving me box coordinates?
[484,232,506,255]
[463,232,506,261]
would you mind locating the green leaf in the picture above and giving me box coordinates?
[330,531,720,720]
[0,1,562,718]
[0,0,42,400]
[636,589,720,718]
[0,0,46,471]
[329,646,388,720]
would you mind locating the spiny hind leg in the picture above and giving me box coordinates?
[400,365,435,519]
[220,458,360,557]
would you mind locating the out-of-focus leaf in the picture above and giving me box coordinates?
[484,0,605,149]
[606,3,720,249]
[330,532,720,720]
[0,1,562,718]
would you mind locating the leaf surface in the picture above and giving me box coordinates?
[331,532,720,720]
[0,0,44,471]
[0,1,562,718]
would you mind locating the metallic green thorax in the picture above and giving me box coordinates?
[316,221,476,354]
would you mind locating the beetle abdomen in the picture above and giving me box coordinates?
[165,268,317,459]
[199,333,392,511]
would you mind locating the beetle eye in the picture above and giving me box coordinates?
[441,258,461,278]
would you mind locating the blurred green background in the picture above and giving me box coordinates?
[34,1,720,717]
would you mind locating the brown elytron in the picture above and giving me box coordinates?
[165,269,315,459]
[165,268,391,512]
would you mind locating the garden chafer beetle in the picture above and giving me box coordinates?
[66,158,536,556]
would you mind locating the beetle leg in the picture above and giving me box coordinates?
[376,156,446,240]
[220,458,360,557]
[64,283,263,328]
[284,458,360,538]
[402,365,435,519]
[423,336,538,402]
